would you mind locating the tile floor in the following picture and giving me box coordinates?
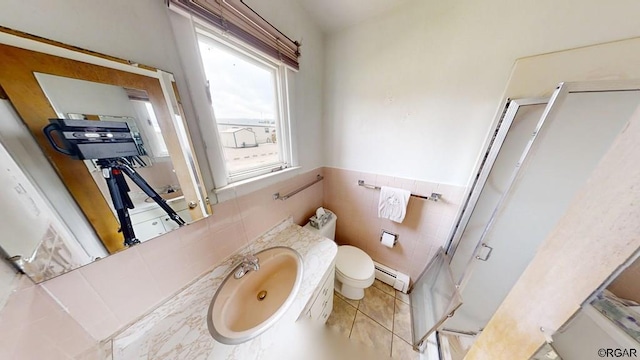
[326,279,420,359]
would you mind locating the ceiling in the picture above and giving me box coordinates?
[296,0,411,33]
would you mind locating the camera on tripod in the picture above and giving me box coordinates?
[44,119,185,247]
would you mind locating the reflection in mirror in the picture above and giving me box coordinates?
[35,73,193,243]
[437,331,477,360]
[591,255,640,344]
[0,134,90,282]
[35,73,193,242]
[535,254,640,359]
[0,39,209,282]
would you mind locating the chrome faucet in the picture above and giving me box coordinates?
[233,254,260,279]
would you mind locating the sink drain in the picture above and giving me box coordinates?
[257,290,267,301]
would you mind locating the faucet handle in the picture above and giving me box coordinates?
[243,254,259,264]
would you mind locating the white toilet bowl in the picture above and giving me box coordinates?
[303,209,375,300]
[334,245,375,300]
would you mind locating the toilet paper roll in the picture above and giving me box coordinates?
[381,232,396,248]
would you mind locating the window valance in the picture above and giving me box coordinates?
[168,0,300,69]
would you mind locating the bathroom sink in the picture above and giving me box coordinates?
[207,247,303,344]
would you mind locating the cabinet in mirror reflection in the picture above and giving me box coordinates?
[0,33,210,282]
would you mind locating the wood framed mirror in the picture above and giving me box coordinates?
[0,27,210,282]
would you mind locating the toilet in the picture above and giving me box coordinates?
[304,209,375,300]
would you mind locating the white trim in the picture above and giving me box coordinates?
[195,28,295,187]
[214,166,302,201]
[168,12,229,193]
[196,27,282,72]
[157,70,207,215]
[191,16,298,72]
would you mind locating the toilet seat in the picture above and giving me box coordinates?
[336,245,375,286]
[336,267,375,288]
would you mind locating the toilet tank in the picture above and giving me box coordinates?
[304,210,337,240]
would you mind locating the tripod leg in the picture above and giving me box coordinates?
[113,168,134,209]
[104,168,140,247]
[116,164,186,227]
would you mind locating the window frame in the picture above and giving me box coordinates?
[195,27,294,185]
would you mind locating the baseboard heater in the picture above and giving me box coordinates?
[373,261,410,293]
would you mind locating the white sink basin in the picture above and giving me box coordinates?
[207,247,303,344]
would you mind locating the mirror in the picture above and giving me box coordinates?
[36,73,193,241]
[528,254,640,359]
[590,256,640,345]
[0,35,210,282]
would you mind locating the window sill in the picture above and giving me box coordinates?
[214,166,301,202]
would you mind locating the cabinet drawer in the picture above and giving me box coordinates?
[319,294,334,324]
[309,267,334,320]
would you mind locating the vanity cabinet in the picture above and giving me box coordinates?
[301,263,335,323]
[130,199,191,242]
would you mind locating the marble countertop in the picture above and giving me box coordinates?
[110,218,337,359]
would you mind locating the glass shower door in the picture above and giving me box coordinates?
[409,248,462,351]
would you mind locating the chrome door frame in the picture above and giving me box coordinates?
[445,97,548,283]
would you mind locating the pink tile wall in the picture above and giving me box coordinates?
[0,167,324,355]
[0,166,463,356]
[0,277,96,359]
[322,167,466,282]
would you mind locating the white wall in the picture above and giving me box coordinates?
[35,74,138,118]
[0,0,180,75]
[323,0,640,186]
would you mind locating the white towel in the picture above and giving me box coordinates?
[378,186,411,223]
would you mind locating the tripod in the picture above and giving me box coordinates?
[96,158,186,247]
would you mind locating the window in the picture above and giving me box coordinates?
[197,31,291,183]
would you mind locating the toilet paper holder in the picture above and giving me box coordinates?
[380,230,398,246]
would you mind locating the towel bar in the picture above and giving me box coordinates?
[273,174,324,201]
[357,180,442,202]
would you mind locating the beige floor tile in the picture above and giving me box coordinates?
[391,335,419,359]
[393,298,412,344]
[326,294,357,338]
[358,285,395,330]
[350,311,392,356]
[335,290,360,309]
[395,290,410,304]
[372,279,395,296]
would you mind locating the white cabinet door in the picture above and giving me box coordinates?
[162,216,180,231]
[135,217,165,242]
[300,265,335,323]
[319,294,334,324]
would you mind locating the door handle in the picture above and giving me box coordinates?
[475,243,493,261]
